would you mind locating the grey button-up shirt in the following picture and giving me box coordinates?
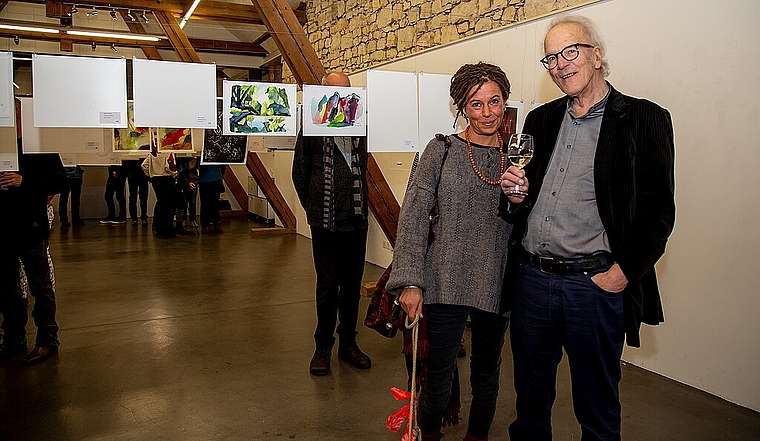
[523,92,611,258]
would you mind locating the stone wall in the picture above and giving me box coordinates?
[283,0,595,82]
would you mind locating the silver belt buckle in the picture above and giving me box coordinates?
[538,256,554,274]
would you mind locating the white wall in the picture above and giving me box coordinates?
[348,0,759,411]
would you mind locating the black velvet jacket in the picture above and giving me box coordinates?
[499,85,676,347]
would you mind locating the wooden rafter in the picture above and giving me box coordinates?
[250,0,325,86]
[0,20,267,56]
[119,10,162,60]
[34,0,305,25]
[153,10,201,63]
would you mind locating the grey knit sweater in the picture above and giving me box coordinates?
[387,135,512,314]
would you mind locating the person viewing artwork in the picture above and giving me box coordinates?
[387,62,514,441]
[292,71,372,377]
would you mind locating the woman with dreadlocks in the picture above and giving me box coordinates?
[387,62,514,441]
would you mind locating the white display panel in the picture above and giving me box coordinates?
[366,70,419,152]
[0,52,14,126]
[0,126,17,171]
[31,54,127,128]
[302,85,366,137]
[20,97,117,165]
[417,72,466,152]
[132,58,216,129]
[222,81,298,136]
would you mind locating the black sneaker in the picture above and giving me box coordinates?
[99,218,115,224]
[131,219,138,226]
[113,217,127,224]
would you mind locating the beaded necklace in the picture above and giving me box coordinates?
[465,126,505,186]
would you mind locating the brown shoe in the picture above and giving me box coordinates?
[338,345,371,369]
[21,345,58,366]
[309,349,331,376]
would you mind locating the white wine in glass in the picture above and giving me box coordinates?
[507,133,534,196]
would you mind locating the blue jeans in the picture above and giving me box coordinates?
[0,238,59,347]
[509,257,624,441]
[419,304,509,438]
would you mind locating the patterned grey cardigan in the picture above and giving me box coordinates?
[387,135,512,314]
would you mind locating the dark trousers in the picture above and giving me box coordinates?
[419,304,509,438]
[509,257,624,441]
[310,226,368,350]
[151,177,175,235]
[182,186,197,222]
[104,174,126,219]
[199,182,222,227]
[0,239,59,347]
[58,178,83,223]
[128,175,149,221]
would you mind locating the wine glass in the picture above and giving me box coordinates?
[506,133,533,196]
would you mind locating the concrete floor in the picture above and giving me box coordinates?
[1,217,758,440]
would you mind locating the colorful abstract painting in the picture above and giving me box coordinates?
[159,127,193,151]
[202,99,247,165]
[222,81,297,136]
[114,102,150,151]
[302,85,366,137]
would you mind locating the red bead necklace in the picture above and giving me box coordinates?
[465,127,505,186]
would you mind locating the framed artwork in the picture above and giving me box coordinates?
[158,127,193,151]
[202,99,248,165]
[222,81,297,136]
[505,99,525,135]
[302,85,366,137]
[114,102,151,152]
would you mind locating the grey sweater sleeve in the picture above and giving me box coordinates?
[386,138,447,295]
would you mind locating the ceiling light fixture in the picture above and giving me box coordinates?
[91,41,96,51]
[179,0,202,29]
[0,24,61,34]
[70,5,78,15]
[110,43,117,52]
[126,10,136,22]
[110,9,117,20]
[140,11,149,24]
[13,35,19,45]
[86,6,97,17]
[66,30,162,42]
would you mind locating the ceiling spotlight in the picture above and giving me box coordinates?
[86,6,97,17]
[13,35,19,45]
[69,5,78,15]
[91,41,96,51]
[126,10,136,22]
[110,43,117,52]
[110,9,117,20]
[140,11,149,24]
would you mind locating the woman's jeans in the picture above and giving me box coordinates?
[419,303,509,438]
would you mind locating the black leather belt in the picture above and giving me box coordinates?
[521,250,613,274]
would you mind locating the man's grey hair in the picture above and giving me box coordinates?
[547,15,610,78]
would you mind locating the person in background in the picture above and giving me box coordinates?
[292,71,371,376]
[58,165,85,227]
[387,62,513,441]
[142,138,178,239]
[499,15,675,441]
[176,155,199,233]
[0,153,67,366]
[100,163,126,224]
[198,163,225,235]
[123,159,149,227]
